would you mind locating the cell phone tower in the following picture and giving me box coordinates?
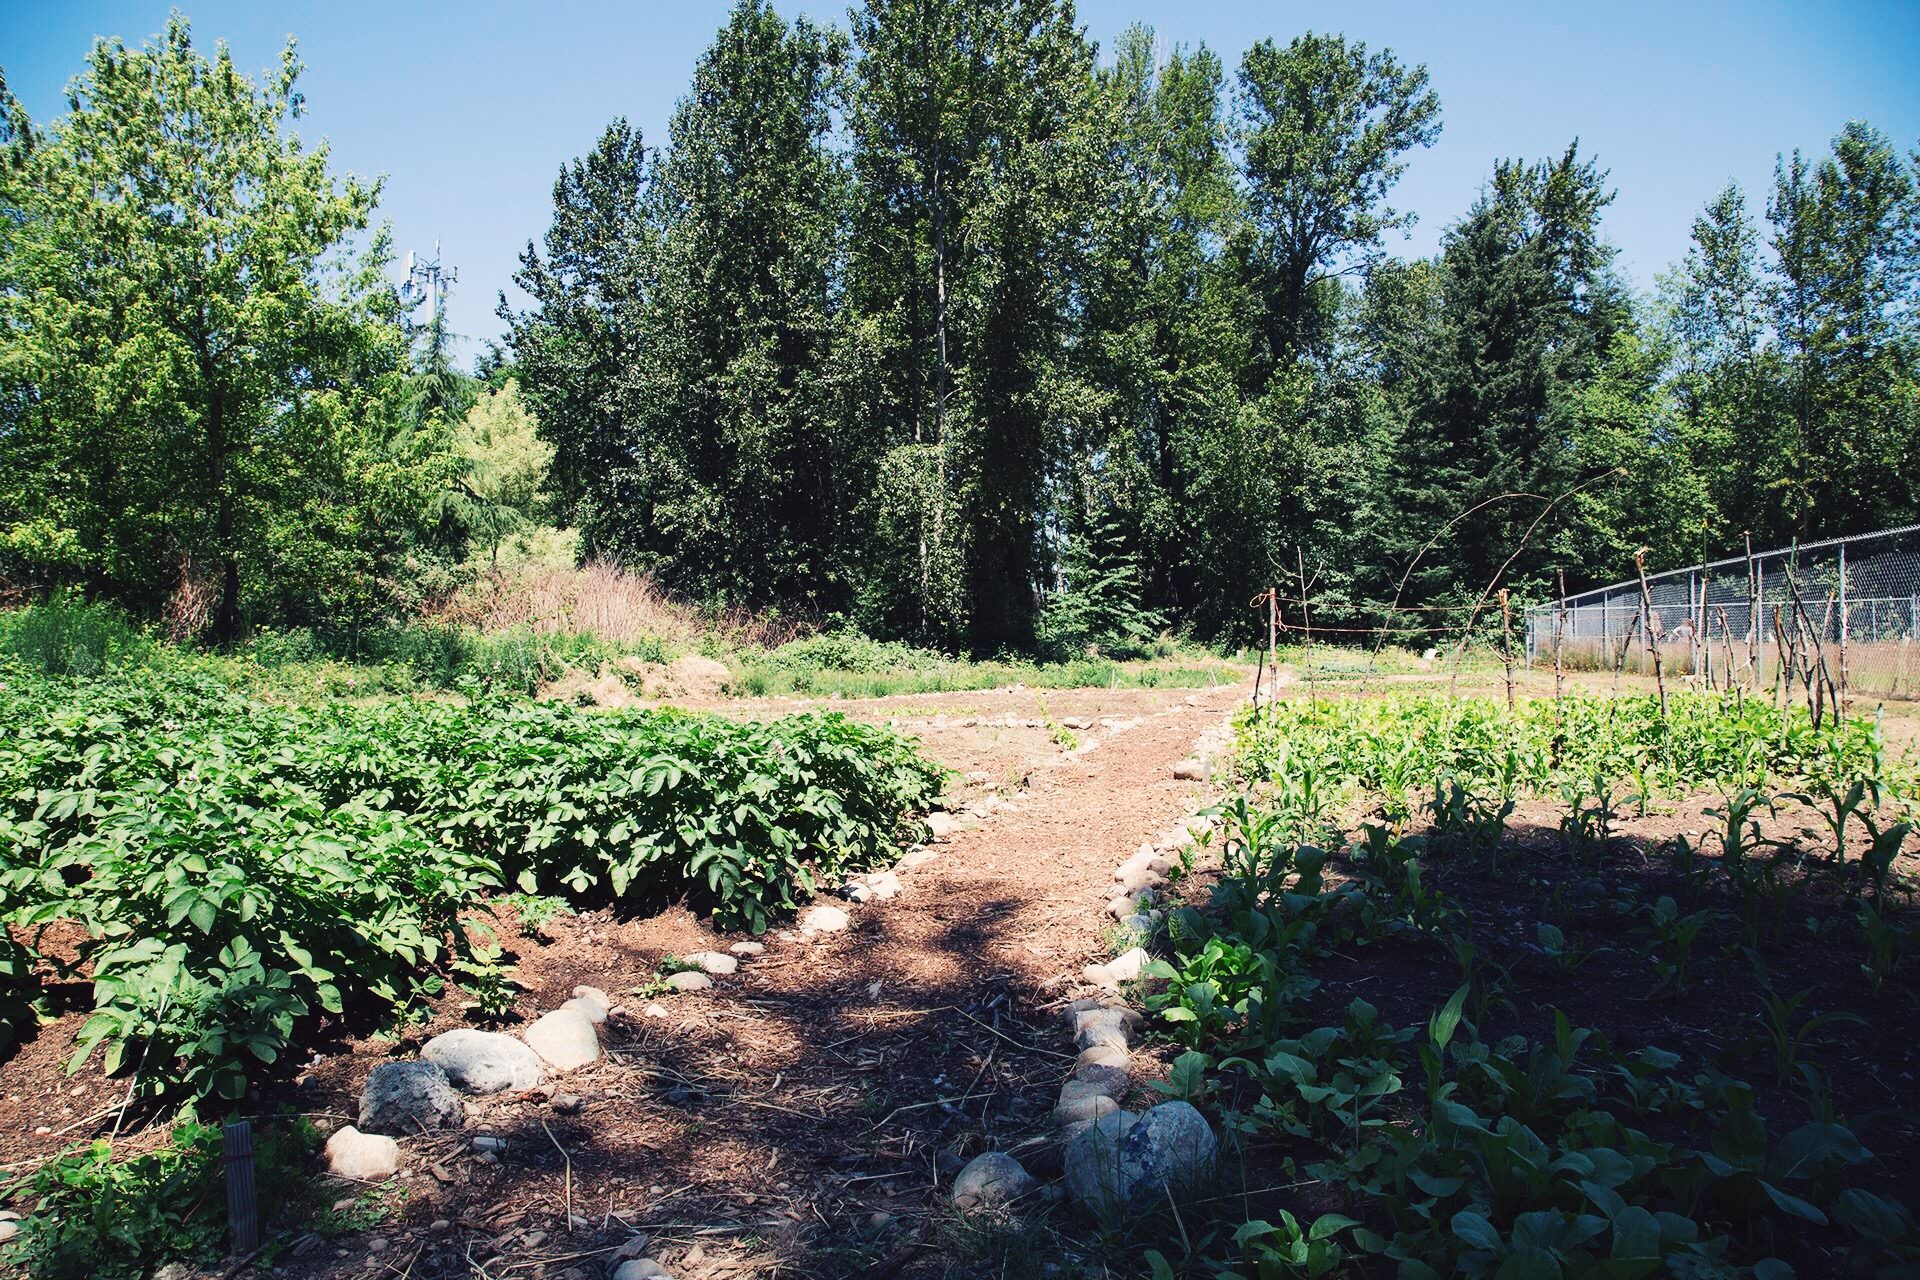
[398,241,457,336]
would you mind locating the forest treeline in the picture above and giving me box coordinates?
[3,4,1918,654]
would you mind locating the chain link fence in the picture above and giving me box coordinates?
[1523,524,1920,703]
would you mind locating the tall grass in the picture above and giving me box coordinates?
[439,560,800,651]
[0,593,149,675]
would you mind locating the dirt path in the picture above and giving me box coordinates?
[280,679,1250,1280]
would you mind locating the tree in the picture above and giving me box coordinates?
[1378,144,1627,605]
[1767,123,1920,538]
[1071,27,1240,626]
[0,18,407,640]
[607,0,851,610]
[503,119,652,530]
[1233,32,1440,367]
[449,379,551,568]
[847,0,1096,651]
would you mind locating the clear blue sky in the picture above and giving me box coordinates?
[6,2,1917,362]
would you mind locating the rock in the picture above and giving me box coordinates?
[422,1029,545,1095]
[325,1126,400,1181]
[552,1092,585,1115]
[1070,1003,1142,1051]
[1064,1101,1217,1216]
[1123,913,1158,935]
[0,1221,17,1247]
[561,997,608,1025]
[643,1003,670,1019]
[1072,1049,1132,1100]
[1051,1083,1120,1127]
[729,941,766,956]
[1116,865,1164,894]
[896,848,938,871]
[471,1134,508,1153]
[1083,947,1151,991]
[611,1259,674,1280]
[951,1152,1037,1210]
[358,1060,462,1135]
[685,951,738,975]
[1106,895,1136,921]
[665,971,713,993]
[569,985,614,1020]
[1172,759,1206,781]
[799,904,849,935]
[925,811,964,840]
[861,871,904,901]
[523,1007,601,1072]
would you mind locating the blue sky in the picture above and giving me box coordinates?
[6,2,1917,361]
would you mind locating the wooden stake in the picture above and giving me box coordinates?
[1634,548,1668,719]
[1499,588,1515,711]
[1553,570,1567,755]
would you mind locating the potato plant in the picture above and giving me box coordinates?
[0,666,942,1105]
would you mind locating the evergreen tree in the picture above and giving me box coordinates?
[608,0,850,611]
[503,119,652,530]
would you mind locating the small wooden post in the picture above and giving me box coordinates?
[224,1119,260,1256]
[1266,586,1278,694]
[1837,542,1850,720]
[1498,588,1515,711]
[1635,548,1668,719]
[1745,531,1759,689]
[1553,570,1567,737]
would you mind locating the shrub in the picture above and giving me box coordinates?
[0,670,943,1105]
[0,594,148,676]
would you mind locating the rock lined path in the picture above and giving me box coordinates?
[300,678,1251,1280]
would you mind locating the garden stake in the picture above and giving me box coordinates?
[224,1119,260,1255]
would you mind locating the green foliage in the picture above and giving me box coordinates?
[4,1120,319,1280]
[0,17,436,639]
[0,669,942,1104]
[0,594,149,676]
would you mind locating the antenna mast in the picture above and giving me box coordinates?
[398,240,457,336]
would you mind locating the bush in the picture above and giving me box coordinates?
[0,669,943,1105]
[4,1120,320,1280]
[0,594,148,676]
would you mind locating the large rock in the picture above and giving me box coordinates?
[611,1258,675,1280]
[925,812,964,840]
[1068,1002,1141,1051]
[325,1125,401,1181]
[421,1029,545,1095]
[569,985,613,1022]
[666,971,713,993]
[523,1007,601,1071]
[684,951,738,975]
[1050,1086,1120,1128]
[798,904,849,935]
[1071,1047,1132,1100]
[1064,1102,1217,1216]
[358,1060,462,1135]
[1172,759,1206,781]
[952,1152,1036,1210]
[1082,947,1151,991]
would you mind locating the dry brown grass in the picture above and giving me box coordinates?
[438,560,802,651]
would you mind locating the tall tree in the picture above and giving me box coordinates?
[1767,122,1920,538]
[847,0,1096,650]
[608,0,850,611]
[503,119,652,531]
[1233,32,1440,368]
[0,18,408,639]
[1071,27,1239,625]
[1381,144,1627,605]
